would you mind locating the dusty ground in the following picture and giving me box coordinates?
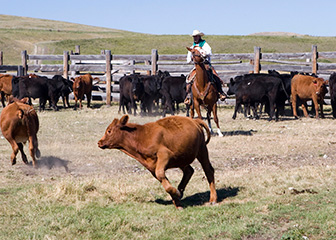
[1,104,335,185]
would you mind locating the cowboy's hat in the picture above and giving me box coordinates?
[191,30,204,37]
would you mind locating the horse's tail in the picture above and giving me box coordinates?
[195,119,211,145]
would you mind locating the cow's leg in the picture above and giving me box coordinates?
[197,145,217,204]
[301,101,309,117]
[86,93,91,108]
[156,151,182,209]
[291,94,299,119]
[74,95,78,110]
[232,100,241,119]
[17,143,28,164]
[29,136,39,168]
[8,139,20,165]
[320,102,324,118]
[178,165,194,199]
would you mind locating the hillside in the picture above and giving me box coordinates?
[1,14,336,65]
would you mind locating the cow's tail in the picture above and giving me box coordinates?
[195,119,211,145]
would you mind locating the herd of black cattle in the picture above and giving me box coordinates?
[1,70,336,120]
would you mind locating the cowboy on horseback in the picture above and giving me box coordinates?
[184,30,227,105]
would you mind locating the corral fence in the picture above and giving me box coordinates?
[1,45,336,105]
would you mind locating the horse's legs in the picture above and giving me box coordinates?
[211,103,223,137]
[194,99,202,120]
[178,165,194,199]
[197,145,217,204]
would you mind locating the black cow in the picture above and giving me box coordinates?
[160,75,187,117]
[267,70,294,118]
[227,73,283,120]
[12,74,67,111]
[118,74,143,116]
[329,73,336,118]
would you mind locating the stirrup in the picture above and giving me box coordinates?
[184,97,191,105]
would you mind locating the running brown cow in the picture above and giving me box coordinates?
[72,73,93,109]
[98,115,217,209]
[0,97,40,168]
[291,74,328,118]
[0,74,13,107]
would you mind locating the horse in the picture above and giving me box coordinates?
[186,47,223,137]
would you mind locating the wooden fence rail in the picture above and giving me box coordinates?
[1,45,336,105]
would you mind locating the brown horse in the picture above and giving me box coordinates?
[186,47,223,137]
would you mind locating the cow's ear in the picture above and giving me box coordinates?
[325,80,329,85]
[20,97,29,104]
[120,115,129,125]
[17,109,24,119]
[186,47,192,52]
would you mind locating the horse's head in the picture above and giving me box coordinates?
[187,47,207,64]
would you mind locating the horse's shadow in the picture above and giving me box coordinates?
[221,130,256,136]
[154,186,240,208]
[35,156,70,172]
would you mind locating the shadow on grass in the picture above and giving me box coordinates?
[36,156,70,172]
[154,186,240,208]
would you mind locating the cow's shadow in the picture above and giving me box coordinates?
[35,156,70,172]
[154,186,240,208]
[221,130,255,136]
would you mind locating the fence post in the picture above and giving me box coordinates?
[17,66,24,76]
[105,50,112,106]
[21,50,27,75]
[63,51,69,79]
[151,49,158,75]
[75,45,80,55]
[0,51,3,65]
[312,45,318,74]
[254,46,261,73]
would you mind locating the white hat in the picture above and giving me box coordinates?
[191,29,204,37]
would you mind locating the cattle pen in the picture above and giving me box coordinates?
[1,45,336,105]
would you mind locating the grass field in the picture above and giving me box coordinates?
[0,102,335,239]
[2,14,336,65]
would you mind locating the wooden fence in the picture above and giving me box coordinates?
[1,45,336,105]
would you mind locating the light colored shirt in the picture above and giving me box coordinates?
[187,40,212,63]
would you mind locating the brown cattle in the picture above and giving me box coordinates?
[0,98,40,167]
[0,74,13,107]
[72,73,93,109]
[291,74,328,118]
[98,115,217,209]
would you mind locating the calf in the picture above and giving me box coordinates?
[0,74,13,107]
[72,73,93,110]
[118,74,143,115]
[98,115,217,209]
[0,98,40,168]
[291,74,328,118]
[52,75,73,108]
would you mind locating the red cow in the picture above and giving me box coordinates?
[72,73,93,109]
[0,98,40,167]
[0,74,13,107]
[291,74,328,118]
[98,115,217,209]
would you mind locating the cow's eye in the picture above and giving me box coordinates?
[107,130,111,134]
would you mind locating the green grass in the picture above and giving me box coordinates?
[0,103,336,239]
[2,14,336,65]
